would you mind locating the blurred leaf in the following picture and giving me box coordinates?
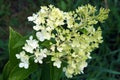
[10,18,20,27]
[0,0,3,5]
[0,74,3,80]
[90,66,120,75]
[73,0,82,9]
[3,61,12,80]
[59,0,67,11]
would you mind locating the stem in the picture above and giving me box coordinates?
[104,0,109,8]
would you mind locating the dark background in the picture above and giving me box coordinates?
[0,0,120,80]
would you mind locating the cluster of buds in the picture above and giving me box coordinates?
[16,4,109,78]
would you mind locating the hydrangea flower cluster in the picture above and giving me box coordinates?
[16,4,109,78]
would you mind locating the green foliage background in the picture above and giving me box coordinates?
[0,0,120,80]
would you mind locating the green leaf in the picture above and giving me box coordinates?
[13,36,29,49]
[3,27,24,79]
[40,63,51,80]
[9,63,38,80]
[39,58,63,80]
[3,27,38,80]
[8,27,23,65]
[41,40,51,48]
[2,61,12,79]
[50,62,63,80]
[30,67,42,80]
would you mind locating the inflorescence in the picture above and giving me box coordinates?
[16,4,109,78]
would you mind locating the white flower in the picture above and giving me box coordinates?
[87,52,92,59]
[63,66,74,78]
[33,17,42,25]
[40,9,45,13]
[40,49,47,57]
[46,26,54,31]
[46,19,54,28]
[19,62,29,69]
[36,30,51,42]
[71,39,80,47]
[57,46,63,52]
[34,56,43,64]
[34,49,47,64]
[50,45,55,51]
[16,51,29,69]
[53,59,62,68]
[79,62,88,73]
[27,13,37,21]
[23,36,39,53]
[36,32,45,42]
[26,36,39,49]
[22,43,34,53]
[33,25,41,31]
